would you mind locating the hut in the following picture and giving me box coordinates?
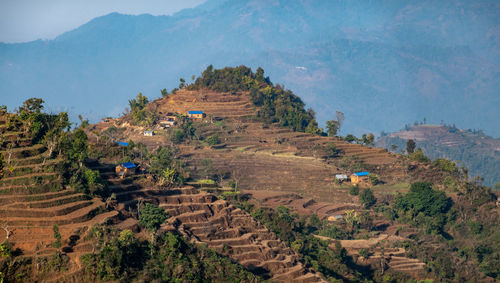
[165,114,177,121]
[187,111,205,119]
[159,120,176,128]
[143,130,155,136]
[335,174,348,182]
[115,162,137,178]
[351,172,370,186]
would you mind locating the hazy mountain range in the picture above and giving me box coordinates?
[1,0,499,137]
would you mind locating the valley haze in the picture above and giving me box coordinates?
[1,0,498,137]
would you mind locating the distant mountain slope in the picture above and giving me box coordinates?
[376,125,500,187]
[1,0,499,136]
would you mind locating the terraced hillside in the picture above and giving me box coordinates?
[88,161,323,282]
[158,89,400,166]
[0,116,120,279]
[377,124,500,187]
[92,88,420,206]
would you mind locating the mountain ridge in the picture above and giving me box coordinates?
[1,0,499,136]
[377,124,500,187]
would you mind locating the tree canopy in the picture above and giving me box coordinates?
[189,65,321,134]
[139,203,169,233]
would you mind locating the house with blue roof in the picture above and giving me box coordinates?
[115,162,137,178]
[187,111,205,119]
[351,171,370,186]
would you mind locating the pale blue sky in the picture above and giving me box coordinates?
[0,0,206,43]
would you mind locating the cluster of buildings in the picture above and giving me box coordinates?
[335,171,371,187]
[143,111,206,136]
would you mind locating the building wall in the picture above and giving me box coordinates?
[351,175,370,187]
[188,113,205,118]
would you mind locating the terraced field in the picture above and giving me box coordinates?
[143,89,409,201]
[0,120,119,277]
[84,88,441,280]
[88,162,323,282]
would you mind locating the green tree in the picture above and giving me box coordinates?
[325,142,340,158]
[170,129,184,144]
[305,120,322,135]
[406,139,416,154]
[19,97,44,115]
[326,120,339,137]
[394,182,451,233]
[67,129,88,167]
[410,148,430,163]
[205,134,220,146]
[433,158,458,174]
[344,134,356,143]
[160,88,168,98]
[367,133,375,146]
[344,210,360,234]
[359,189,376,208]
[128,93,148,112]
[179,78,186,89]
[128,93,152,125]
[149,146,183,186]
[349,185,359,196]
[83,167,105,195]
[361,134,368,145]
[139,203,169,233]
[52,224,61,248]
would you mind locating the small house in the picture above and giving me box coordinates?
[187,111,205,119]
[335,174,348,181]
[143,130,155,136]
[165,114,177,121]
[351,172,370,186]
[115,162,136,178]
[159,120,176,128]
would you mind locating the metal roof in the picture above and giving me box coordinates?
[354,172,370,176]
[114,141,129,146]
[188,111,204,114]
[121,162,136,169]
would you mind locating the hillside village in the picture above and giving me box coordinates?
[0,67,499,282]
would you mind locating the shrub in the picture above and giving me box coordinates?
[359,249,370,258]
[326,142,340,158]
[359,189,376,208]
[170,129,184,144]
[394,182,451,234]
[205,134,220,146]
[139,203,169,233]
[52,224,61,248]
[349,185,359,196]
[368,174,381,185]
[410,148,430,163]
[433,158,458,174]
